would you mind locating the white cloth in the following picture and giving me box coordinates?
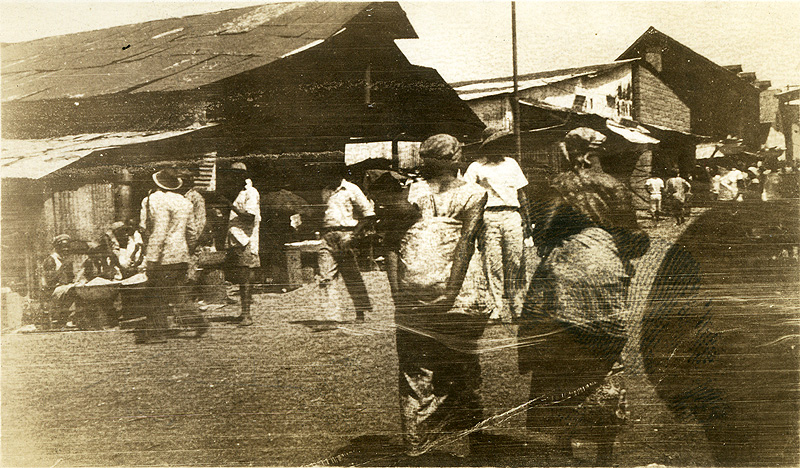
[463,157,527,207]
[118,231,143,269]
[645,177,664,199]
[718,169,745,201]
[227,180,261,254]
[323,179,374,228]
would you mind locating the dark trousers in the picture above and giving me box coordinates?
[139,263,205,340]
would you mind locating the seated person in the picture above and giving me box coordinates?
[39,234,78,328]
[106,221,144,278]
[75,240,122,329]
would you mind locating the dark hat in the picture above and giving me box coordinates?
[152,168,183,191]
[419,134,462,162]
[53,234,71,246]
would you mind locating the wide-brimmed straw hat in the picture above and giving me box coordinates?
[152,168,183,191]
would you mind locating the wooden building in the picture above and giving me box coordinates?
[452,59,690,210]
[1,2,484,294]
[618,27,762,150]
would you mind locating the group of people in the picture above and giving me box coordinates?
[710,160,799,202]
[39,163,262,342]
[135,162,262,342]
[39,126,649,462]
[645,170,692,225]
[39,221,144,329]
[367,128,648,464]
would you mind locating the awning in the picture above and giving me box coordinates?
[696,143,721,160]
[1,124,215,180]
[605,120,659,144]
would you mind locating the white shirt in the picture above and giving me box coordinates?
[463,157,528,207]
[645,177,664,199]
[323,179,375,228]
[718,169,745,201]
[227,180,261,253]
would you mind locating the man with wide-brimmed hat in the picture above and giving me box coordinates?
[223,161,261,326]
[463,128,529,322]
[138,167,207,343]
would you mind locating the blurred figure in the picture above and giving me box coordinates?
[464,129,529,322]
[319,164,375,323]
[642,199,799,466]
[76,240,122,283]
[385,134,489,457]
[664,170,692,225]
[710,166,722,200]
[39,234,77,328]
[645,173,664,222]
[181,169,207,300]
[139,167,208,343]
[519,127,648,465]
[224,162,261,327]
[107,220,144,278]
[75,240,122,329]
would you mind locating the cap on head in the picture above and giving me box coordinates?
[53,234,71,247]
[231,162,248,172]
[419,134,462,162]
[152,167,183,191]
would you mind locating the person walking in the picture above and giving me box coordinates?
[463,130,529,322]
[519,127,649,465]
[384,133,489,458]
[224,162,261,327]
[139,167,208,343]
[665,170,692,225]
[319,165,375,324]
[645,173,664,223]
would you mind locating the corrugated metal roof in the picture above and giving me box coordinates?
[1,2,416,101]
[0,125,215,179]
[452,59,639,101]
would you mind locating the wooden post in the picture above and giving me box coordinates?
[511,1,522,161]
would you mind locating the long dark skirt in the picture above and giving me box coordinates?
[395,313,486,456]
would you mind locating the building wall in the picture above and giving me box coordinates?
[520,65,634,121]
[42,183,116,245]
[467,96,512,131]
[633,65,691,133]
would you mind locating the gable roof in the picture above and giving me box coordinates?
[617,26,756,95]
[1,2,416,102]
[450,59,639,101]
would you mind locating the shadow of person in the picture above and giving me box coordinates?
[321,433,552,467]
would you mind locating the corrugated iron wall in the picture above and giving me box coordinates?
[43,183,116,247]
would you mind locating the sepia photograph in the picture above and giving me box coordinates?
[1,1,798,466]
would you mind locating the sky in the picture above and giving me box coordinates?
[1,1,798,88]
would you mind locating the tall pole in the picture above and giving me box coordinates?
[511,1,522,161]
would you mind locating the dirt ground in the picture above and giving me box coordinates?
[0,213,767,466]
